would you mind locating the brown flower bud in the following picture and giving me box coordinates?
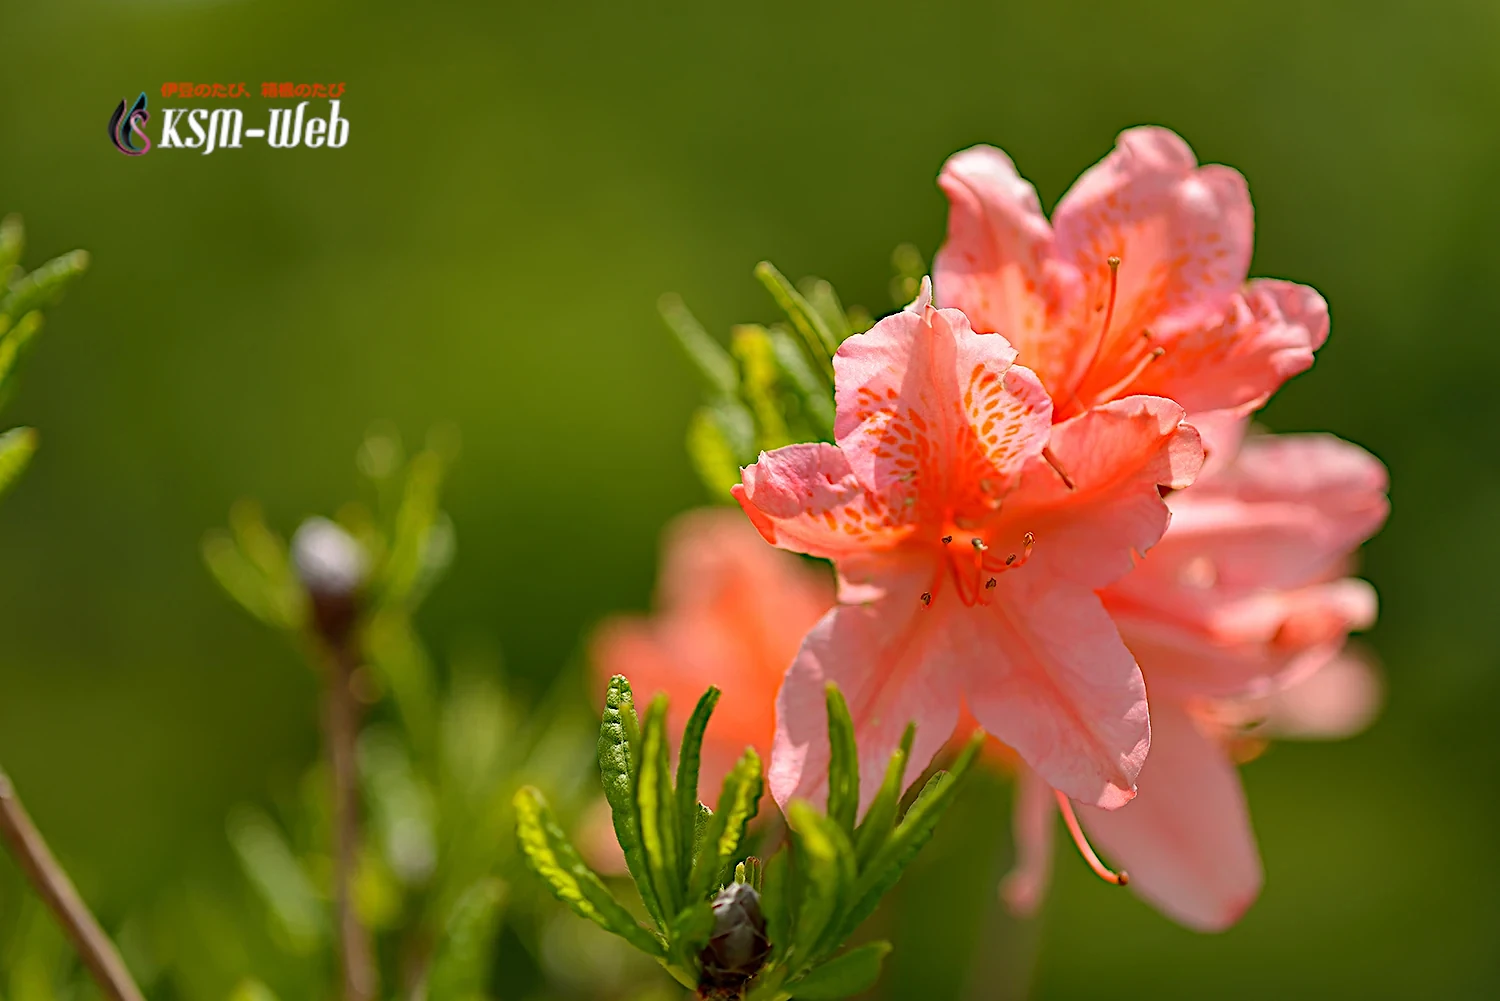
[698,881,771,993]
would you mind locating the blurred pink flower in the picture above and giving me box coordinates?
[935,127,1326,421]
[734,281,1202,813]
[1003,427,1389,930]
[591,507,834,796]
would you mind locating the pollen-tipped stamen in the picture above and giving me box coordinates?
[1042,447,1076,490]
[1063,255,1123,416]
[1054,790,1129,887]
[1089,344,1167,407]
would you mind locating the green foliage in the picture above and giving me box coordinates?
[198,431,601,1001]
[0,214,86,509]
[516,676,981,999]
[665,262,878,500]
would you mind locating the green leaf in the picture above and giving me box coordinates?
[597,676,664,927]
[425,878,506,1001]
[785,802,855,970]
[797,276,853,345]
[0,311,43,392]
[788,941,893,999]
[512,786,664,956]
[676,686,721,881]
[0,426,37,500]
[226,806,326,949]
[824,684,859,835]
[853,724,914,870]
[666,899,716,978]
[638,694,683,919]
[379,448,447,610]
[660,292,739,396]
[0,249,89,320]
[228,980,282,1001]
[686,406,745,499]
[767,327,834,438]
[732,324,792,450]
[789,943,892,999]
[834,730,984,946]
[201,531,302,630]
[688,747,764,901]
[760,849,792,967]
[756,261,837,378]
[0,215,24,279]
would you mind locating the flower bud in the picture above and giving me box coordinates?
[698,881,771,992]
[292,517,366,643]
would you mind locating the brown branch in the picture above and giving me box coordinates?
[0,767,146,1001]
[325,641,378,1001]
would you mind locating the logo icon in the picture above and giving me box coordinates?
[109,93,151,156]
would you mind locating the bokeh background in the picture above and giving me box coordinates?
[1,0,1496,997]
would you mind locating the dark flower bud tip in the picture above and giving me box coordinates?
[698,881,771,992]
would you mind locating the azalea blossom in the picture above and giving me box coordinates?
[590,507,834,793]
[935,127,1327,421]
[735,280,1202,812]
[1002,427,1389,930]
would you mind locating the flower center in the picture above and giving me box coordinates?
[920,529,1035,609]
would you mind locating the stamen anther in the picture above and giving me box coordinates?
[1005,554,1017,566]
[971,538,988,552]
[1054,790,1129,887]
[942,535,953,545]
[920,591,932,607]
[985,577,997,589]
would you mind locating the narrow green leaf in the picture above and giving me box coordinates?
[659,292,738,396]
[785,802,855,971]
[788,941,892,999]
[512,786,664,956]
[226,806,326,948]
[692,802,713,868]
[686,406,744,499]
[797,276,853,345]
[834,730,984,945]
[755,261,836,377]
[597,676,664,927]
[0,311,42,392]
[731,324,792,450]
[676,686,721,882]
[767,328,835,439]
[425,878,506,1000]
[0,249,88,319]
[824,684,859,835]
[688,747,763,901]
[638,694,683,918]
[0,426,37,499]
[379,448,446,610]
[0,215,24,279]
[202,531,300,630]
[853,724,915,870]
[760,849,792,968]
[666,899,716,978]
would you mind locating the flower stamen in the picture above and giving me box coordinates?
[1054,790,1129,887]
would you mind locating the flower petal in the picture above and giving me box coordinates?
[1077,700,1263,932]
[999,395,1204,590]
[1253,648,1384,740]
[733,442,912,562]
[934,145,1083,390]
[832,280,1052,520]
[1129,280,1329,415]
[961,571,1150,809]
[769,556,961,812]
[1053,128,1253,408]
[1000,766,1057,917]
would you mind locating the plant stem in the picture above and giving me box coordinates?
[0,767,146,1001]
[326,642,378,1001]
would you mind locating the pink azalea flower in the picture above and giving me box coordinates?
[935,127,1327,421]
[591,508,834,795]
[734,281,1203,812]
[1003,426,1389,930]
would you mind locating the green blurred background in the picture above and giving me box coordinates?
[0,0,1495,996]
